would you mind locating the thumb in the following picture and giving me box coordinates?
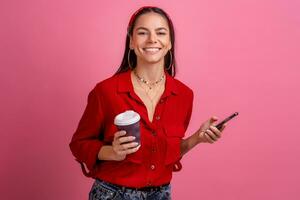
[209,116,218,125]
[210,116,218,122]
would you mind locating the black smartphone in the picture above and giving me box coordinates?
[215,112,239,130]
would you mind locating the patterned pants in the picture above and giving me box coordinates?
[89,179,171,200]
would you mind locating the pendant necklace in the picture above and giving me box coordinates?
[133,69,165,90]
[133,70,165,116]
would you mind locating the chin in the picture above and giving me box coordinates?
[143,59,164,65]
[142,55,164,63]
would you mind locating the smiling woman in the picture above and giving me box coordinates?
[116,6,176,77]
[129,12,172,67]
[69,6,226,200]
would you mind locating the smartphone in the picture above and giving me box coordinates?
[215,112,239,130]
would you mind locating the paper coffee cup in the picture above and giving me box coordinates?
[114,110,141,145]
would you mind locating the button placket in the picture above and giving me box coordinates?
[153,98,164,124]
[150,164,155,170]
[151,147,156,153]
[151,130,157,136]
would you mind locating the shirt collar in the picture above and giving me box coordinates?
[117,70,179,97]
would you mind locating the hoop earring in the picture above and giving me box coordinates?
[165,50,173,71]
[128,49,134,69]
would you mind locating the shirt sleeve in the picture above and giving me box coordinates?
[69,86,104,176]
[184,90,194,132]
[173,90,194,172]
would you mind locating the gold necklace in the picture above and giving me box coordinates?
[134,73,165,116]
[133,69,165,90]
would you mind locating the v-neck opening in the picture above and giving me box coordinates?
[129,70,166,126]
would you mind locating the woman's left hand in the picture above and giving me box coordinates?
[196,116,226,144]
[180,116,227,156]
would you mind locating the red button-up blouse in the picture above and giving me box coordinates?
[69,69,193,188]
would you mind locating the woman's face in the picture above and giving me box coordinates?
[130,12,172,67]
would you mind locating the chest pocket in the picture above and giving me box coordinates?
[163,125,185,165]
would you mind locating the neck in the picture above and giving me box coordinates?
[134,60,165,82]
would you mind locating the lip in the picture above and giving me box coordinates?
[143,47,162,48]
[142,47,162,55]
[142,47,162,50]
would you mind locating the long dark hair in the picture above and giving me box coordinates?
[114,6,176,77]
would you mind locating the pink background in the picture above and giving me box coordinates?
[1,0,299,199]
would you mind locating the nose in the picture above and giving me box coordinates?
[148,32,157,43]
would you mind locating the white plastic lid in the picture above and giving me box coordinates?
[114,110,141,126]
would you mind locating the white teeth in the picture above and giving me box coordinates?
[143,48,160,52]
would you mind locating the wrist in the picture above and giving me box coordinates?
[188,132,200,149]
[195,130,204,144]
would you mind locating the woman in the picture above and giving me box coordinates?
[69,6,226,200]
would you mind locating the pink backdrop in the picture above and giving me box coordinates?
[1,0,299,199]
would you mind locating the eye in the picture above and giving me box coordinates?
[137,32,147,35]
[157,32,166,35]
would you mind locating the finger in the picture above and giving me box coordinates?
[198,131,207,142]
[205,134,214,143]
[125,145,141,154]
[113,144,125,154]
[114,142,133,154]
[204,132,215,143]
[199,131,214,143]
[115,149,127,156]
[114,130,127,140]
[118,135,136,144]
[121,142,139,150]
[209,126,221,138]
[206,130,218,141]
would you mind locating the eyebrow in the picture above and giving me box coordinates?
[136,27,168,31]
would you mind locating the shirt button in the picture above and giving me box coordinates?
[150,164,155,170]
[155,116,160,120]
[151,131,157,136]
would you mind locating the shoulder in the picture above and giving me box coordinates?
[93,72,123,92]
[172,77,194,98]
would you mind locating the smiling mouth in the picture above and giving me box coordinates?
[142,47,162,53]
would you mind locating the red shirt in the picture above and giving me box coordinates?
[69,69,193,188]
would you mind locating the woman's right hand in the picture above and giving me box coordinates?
[112,130,140,161]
